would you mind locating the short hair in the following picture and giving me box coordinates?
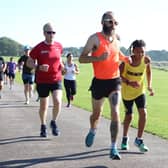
[101,11,118,25]
[66,53,73,58]
[43,22,54,32]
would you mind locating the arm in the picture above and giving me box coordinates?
[145,56,154,96]
[79,34,108,63]
[119,51,132,64]
[26,57,37,70]
[74,63,79,74]
[119,62,128,84]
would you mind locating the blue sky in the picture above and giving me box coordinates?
[0,0,168,50]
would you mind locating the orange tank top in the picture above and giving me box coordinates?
[92,32,127,79]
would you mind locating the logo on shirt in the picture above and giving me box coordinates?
[127,70,143,76]
[41,50,49,54]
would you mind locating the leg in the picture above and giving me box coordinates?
[90,97,104,129]
[137,108,147,138]
[109,90,121,160]
[52,89,62,120]
[50,89,62,136]
[109,90,121,145]
[64,79,71,107]
[135,94,147,138]
[29,84,34,98]
[85,97,105,147]
[39,97,49,125]
[0,80,3,98]
[24,83,29,104]
[70,80,77,100]
[121,99,134,150]
[122,99,134,137]
[134,94,149,152]
[39,96,49,137]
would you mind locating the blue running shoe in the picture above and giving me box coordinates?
[134,138,149,152]
[110,148,121,160]
[50,120,60,136]
[40,124,47,137]
[121,137,129,150]
[85,131,95,147]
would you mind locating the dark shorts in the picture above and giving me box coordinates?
[123,94,146,114]
[0,72,4,81]
[37,81,62,98]
[22,73,35,84]
[8,72,15,79]
[89,77,121,100]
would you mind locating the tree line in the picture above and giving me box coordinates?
[1,36,168,61]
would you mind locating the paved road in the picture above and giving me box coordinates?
[0,83,168,168]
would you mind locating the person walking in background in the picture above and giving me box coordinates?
[120,39,154,152]
[79,11,131,160]
[0,56,6,98]
[18,45,35,104]
[63,53,79,107]
[27,22,64,138]
[4,65,9,85]
[6,57,17,90]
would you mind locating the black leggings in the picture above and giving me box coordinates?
[64,79,76,103]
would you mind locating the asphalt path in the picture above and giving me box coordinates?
[0,83,168,168]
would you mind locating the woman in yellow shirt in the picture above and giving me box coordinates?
[120,39,154,152]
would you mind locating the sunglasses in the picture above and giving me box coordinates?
[45,31,56,35]
[103,19,118,25]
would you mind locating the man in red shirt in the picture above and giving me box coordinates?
[27,22,64,138]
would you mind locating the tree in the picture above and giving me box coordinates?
[0,37,23,56]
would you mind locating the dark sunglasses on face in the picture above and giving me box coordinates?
[45,31,56,35]
[103,19,118,25]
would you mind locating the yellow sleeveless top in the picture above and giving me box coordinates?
[121,57,146,100]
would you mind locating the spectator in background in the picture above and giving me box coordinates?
[27,22,64,138]
[7,57,17,90]
[4,65,9,85]
[0,56,6,98]
[18,45,35,104]
[63,53,79,107]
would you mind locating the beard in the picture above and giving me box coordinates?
[103,25,113,36]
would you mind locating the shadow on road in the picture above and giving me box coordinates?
[0,136,50,145]
[0,147,144,168]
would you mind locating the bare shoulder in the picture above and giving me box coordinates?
[144,55,151,64]
[83,33,99,52]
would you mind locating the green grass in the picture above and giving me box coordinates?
[5,56,168,139]
[73,63,168,140]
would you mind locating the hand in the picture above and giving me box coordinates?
[148,87,154,96]
[129,81,140,88]
[128,56,132,64]
[98,52,109,61]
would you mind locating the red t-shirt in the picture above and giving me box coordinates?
[30,41,63,84]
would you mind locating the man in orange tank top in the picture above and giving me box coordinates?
[79,11,131,160]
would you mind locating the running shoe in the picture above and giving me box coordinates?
[121,137,129,150]
[40,124,47,137]
[134,137,149,152]
[50,120,60,136]
[25,100,29,105]
[110,148,121,160]
[85,131,95,147]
